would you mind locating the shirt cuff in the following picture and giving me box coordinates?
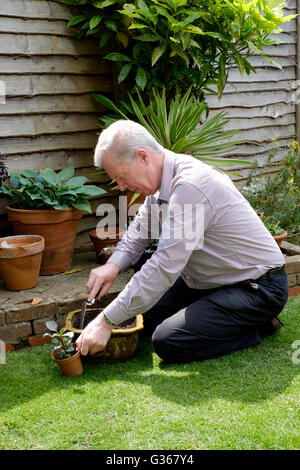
[102,297,131,325]
[106,250,132,273]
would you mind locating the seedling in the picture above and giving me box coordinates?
[44,320,75,360]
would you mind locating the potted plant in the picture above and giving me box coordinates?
[242,142,300,243]
[44,320,83,376]
[263,217,288,247]
[0,167,106,274]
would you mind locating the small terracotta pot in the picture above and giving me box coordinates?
[7,206,83,275]
[89,227,123,264]
[0,235,44,290]
[51,346,83,377]
[273,230,288,247]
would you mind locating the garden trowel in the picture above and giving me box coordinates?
[79,296,97,330]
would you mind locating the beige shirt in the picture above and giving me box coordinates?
[104,150,285,325]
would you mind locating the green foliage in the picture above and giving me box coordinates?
[242,141,300,235]
[44,320,75,360]
[0,167,106,213]
[92,87,253,171]
[263,217,285,236]
[58,0,295,100]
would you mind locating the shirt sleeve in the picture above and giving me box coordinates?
[107,196,155,273]
[103,182,215,325]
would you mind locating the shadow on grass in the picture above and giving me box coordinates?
[1,296,299,411]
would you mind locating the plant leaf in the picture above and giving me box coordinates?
[67,16,87,28]
[118,63,132,83]
[135,67,147,90]
[45,320,58,332]
[152,43,166,66]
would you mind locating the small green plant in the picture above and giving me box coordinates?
[242,141,300,235]
[263,217,285,236]
[0,167,106,213]
[44,320,75,360]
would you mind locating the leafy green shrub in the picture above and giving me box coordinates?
[0,167,106,213]
[242,142,300,235]
[58,0,295,100]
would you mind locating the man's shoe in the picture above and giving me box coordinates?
[259,317,283,338]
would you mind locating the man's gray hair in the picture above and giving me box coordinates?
[94,119,164,168]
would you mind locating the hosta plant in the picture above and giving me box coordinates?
[0,167,106,214]
[44,320,75,360]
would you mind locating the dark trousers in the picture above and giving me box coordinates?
[143,270,288,363]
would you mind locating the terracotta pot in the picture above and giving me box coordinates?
[65,308,144,363]
[51,346,83,377]
[7,206,83,275]
[0,235,44,290]
[89,227,123,264]
[273,230,288,247]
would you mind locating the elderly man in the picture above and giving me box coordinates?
[76,119,288,363]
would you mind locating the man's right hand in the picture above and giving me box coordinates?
[87,262,120,302]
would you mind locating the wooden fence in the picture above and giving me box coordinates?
[0,0,298,243]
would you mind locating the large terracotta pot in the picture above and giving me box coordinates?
[0,234,44,290]
[7,206,82,275]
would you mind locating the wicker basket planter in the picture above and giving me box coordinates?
[65,308,143,363]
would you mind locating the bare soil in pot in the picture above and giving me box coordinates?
[72,310,136,330]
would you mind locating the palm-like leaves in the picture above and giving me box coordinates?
[92,88,252,171]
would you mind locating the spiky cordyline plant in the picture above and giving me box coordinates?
[92,87,252,173]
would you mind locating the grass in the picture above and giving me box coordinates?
[0,295,300,450]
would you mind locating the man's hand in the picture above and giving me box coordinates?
[87,262,120,301]
[76,312,115,356]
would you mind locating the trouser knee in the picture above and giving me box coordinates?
[151,325,172,360]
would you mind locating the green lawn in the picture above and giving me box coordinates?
[1,295,300,450]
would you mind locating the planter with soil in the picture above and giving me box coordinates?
[65,308,144,363]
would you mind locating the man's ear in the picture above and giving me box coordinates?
[136,149,149,162]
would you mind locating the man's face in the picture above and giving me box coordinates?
[103,149,161,196]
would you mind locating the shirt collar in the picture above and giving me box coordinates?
[156,149,175,203]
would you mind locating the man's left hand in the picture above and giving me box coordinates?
[75,313,114,356]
